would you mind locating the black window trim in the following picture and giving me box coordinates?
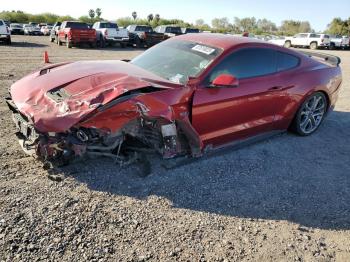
[202,47,301,85]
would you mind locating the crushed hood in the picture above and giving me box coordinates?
[10,60,177,133]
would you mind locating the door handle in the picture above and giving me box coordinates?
[268,86,283,91]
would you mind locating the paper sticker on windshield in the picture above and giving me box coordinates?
[192,45,215,55]
[169,74,184,84]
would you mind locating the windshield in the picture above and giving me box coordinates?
[135,26,153,32]
[131,40,222,84]
[165,27,182,34]
[100,22,117,29]
[66,22,89,29]
[11,24,21,28]
[186,28,199,33]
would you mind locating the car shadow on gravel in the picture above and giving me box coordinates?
[63,110,350,230]
[8,42,49,48]
[75,45,145,51]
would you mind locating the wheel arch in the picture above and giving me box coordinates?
[288,89,330,131]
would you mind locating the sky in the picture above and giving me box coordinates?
[1,0,349,31]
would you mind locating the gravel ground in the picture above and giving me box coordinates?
[0,36,349,261]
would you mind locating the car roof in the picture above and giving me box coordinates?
[173,33,267,50]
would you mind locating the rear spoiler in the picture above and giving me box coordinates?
[298,50,341,67]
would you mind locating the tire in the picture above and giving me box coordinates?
[135,37,141,48]
[66,38,72,48]
[50,37,54,43]
[99,36,105,48]
[310,42,317,50]
[329,42,336,50]
[89,42,97,48]
[291,92,328,136]
[120,42,126,48]
[284,40,291,48]
[6,37,11,45]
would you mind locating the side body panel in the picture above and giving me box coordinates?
[190,42,342,149]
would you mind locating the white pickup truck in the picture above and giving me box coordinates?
[329,35,350,49]
[0,19,11,45]
[92,21,129,47]
[284,33,330,50]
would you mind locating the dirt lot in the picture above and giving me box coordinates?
[0,35,349,262]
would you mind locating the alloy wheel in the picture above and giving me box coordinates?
[299,93,326,134]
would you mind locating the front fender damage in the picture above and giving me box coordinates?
[8,87,203,169]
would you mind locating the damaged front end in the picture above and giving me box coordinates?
[5,88,202,169]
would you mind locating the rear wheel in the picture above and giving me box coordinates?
[284,40,291,48]
[291,92,327,136]
[310,42,318,50]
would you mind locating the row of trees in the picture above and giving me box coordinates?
[0,10,74,24]
[1,10,349,36]
[326,17,350,35]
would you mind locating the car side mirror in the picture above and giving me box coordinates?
[212,74,239,87]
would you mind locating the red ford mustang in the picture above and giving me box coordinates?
[6,34,342,167]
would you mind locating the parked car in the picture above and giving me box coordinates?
[3,20,11,27]
[41,25,53,36]
[154,25,183,37]
[0,19,11,45]
[57,21,96,48]
[38,23,47,28]
[127,25,168,47]
[284,33,330,50]
[24,25,43,36]
[93,21,129,47]
[268,36,289,47]
[329,35,350,49]
[5,34,342,170]
[342,36,350,49]
[49,22,62,43]
[28,22,38,27]
[10,23,24,35]
[181,28,200,34]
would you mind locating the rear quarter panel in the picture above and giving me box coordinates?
[274,59,342,130]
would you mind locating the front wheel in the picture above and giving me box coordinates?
[291,92,328,136]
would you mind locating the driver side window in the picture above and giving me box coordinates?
[206,48,277,84]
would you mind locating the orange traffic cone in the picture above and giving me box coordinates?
[44,51,50,63]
